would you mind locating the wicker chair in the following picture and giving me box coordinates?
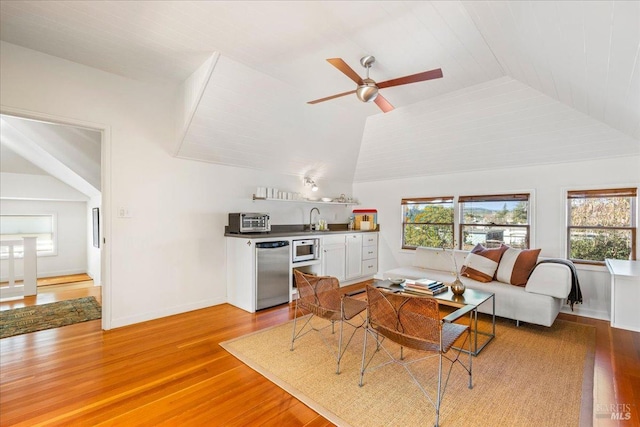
[359,284,474,427]
[291,270,367,374]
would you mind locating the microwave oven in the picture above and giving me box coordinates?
[292,239,320,263]
[228,213,271,233]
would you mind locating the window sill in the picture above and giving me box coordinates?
[573,263,608,273]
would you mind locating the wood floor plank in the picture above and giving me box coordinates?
[0,283,637,426]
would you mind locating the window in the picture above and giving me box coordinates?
[567,188,637,264]
[0,214,56,258]
[459,194,530,250]
[401,197,454,249]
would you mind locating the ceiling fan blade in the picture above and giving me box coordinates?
[307,89,357,104]
[377,68,443,89]
[327,58,364,85]
[374,95,394,113]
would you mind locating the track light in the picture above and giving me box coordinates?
[304,177,318,192]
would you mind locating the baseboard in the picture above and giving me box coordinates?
[108,297,227,329]
[0,269,87,283]
[561,305,609,322]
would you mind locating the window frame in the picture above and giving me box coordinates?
[458,193,531,250]
[401,196,454,250]
[566,187,637,265]
[0,213,58,259]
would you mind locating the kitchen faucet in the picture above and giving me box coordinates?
[309,207,320,231]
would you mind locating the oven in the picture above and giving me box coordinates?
[292,239,320,263]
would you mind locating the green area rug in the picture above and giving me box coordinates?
[0,297,101,339]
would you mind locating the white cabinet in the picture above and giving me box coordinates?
[345,233,363,280]
[322,236,346,282]
[226,237,256,313]
[361,233,378,276]
[320,233,378,285]
[606,259,640,332]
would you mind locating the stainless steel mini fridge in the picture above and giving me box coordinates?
[255,241,290,310]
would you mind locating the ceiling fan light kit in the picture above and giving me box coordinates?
[356,79,379,102]
[308,55,443,113]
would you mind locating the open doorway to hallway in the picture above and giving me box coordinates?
[0,113,103,309]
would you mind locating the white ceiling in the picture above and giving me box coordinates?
[0,115,102,197]
[1,1,638,182]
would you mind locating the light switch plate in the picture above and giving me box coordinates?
[117,207,132,218]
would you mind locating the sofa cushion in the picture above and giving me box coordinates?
[496,246,541,286]
[460,244,507,282]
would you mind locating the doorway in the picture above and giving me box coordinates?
[0,108,110,329]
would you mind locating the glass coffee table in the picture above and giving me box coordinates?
[373,280,495,356]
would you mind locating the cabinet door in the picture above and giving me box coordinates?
[345,233,363,280]
[322,244,346,282]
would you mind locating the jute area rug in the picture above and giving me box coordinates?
[0,297,101,339]
[221,314,595,427]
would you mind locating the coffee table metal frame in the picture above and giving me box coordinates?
[431,287,495,356]
[373,280,495,356]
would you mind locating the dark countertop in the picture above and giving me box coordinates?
[224,223,379,238]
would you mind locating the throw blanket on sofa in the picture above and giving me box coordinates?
[533,259,583,310]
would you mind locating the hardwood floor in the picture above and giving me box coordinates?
[0,282,638,426]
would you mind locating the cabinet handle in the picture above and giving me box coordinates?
[246,241,251,246]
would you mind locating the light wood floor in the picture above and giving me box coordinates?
[0,282,638,426]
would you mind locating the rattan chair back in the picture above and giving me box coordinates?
[365,285,442,352]
[294,270,342,321]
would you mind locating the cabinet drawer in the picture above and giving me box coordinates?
[361,259,377,275]
[362,234,378,247]
[362,246,377,260]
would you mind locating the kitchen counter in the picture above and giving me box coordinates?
[224,224,379,238]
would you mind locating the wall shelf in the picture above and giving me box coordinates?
[252,195,358,206]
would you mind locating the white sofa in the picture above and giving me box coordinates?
[384,247,573,327]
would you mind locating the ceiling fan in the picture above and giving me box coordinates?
[307,56,443,113]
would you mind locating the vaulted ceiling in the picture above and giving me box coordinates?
[1,1,638,183]
[0,115,102,198]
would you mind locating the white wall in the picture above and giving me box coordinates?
[0,42,355,328]
[0,199,87,280]
[0,172,88,202]
[354,156,640,321]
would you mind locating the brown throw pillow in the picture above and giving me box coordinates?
[496,246,541,286]
[460,244,507,283]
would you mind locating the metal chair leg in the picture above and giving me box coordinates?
[290,301,299,351]
[337,318,344,374]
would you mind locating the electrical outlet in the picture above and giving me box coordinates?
[118,207,132,218]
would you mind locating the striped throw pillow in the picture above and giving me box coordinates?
[496,246,541,286]
[460,244,507,283]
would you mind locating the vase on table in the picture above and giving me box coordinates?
[451,274,466,295]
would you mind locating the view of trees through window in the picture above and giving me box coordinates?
[459,195,530,250]
[402,198,454,249]
[568,189,636,263]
